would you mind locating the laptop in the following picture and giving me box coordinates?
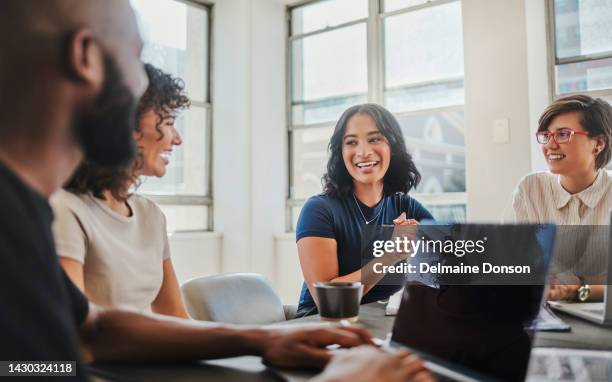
[387,223,557,382]
[548,215,612,326]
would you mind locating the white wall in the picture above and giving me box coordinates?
[525,0,551,173]
[169,232,222,282]
[212,0,253,273]
[274,233,303,304]
[463,0,534,221]
[171,0,294,302]
[249,0,288,281]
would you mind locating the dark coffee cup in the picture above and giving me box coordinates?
[313,282,363,322]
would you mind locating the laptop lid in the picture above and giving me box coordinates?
[390,223,556,381]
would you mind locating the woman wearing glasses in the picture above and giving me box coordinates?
[295,104,433,318]
[513,94,612,301]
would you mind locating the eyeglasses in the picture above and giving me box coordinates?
[536,128,590,144]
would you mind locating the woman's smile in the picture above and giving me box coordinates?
[342,113,391,186]
[354,160,381,173]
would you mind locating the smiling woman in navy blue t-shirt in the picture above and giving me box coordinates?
[296,103,433,317]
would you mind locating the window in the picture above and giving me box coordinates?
[130,0,212,232]
[287,0,466,230]
[549,0,612,97]
[382,0,466,221]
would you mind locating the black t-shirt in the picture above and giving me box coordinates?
[0,162,89,380]
[295,193,433,317]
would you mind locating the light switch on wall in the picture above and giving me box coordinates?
[493,118,510,143]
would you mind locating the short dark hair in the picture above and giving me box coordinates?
[322,103,421,197]
[66,63,191,201]
[538,94,612,169]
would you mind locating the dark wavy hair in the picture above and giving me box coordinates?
[66,63,191,201]
[322,103,421,197]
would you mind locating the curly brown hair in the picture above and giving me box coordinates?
[66,63,191,201]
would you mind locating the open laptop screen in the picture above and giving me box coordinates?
[390,224,556,381]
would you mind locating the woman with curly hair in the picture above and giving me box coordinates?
[295,103,433,317]
[51,63,191,317]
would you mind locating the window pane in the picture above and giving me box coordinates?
[159,205,209,232]
[291,205,304,232]
[139,107,209,196]
[384,1,464,112]
[291,126,333,199]
[396,109,466,193]
[422,203,466,222]
[554,0,612,59]
[384,0,428,13]
[293,95,367,125]
[292,23,368,102]
[384,2,463,88]
[555,57,612,94]
[131,0,208,103]
[291,0,368,36]
[385,79,464,113]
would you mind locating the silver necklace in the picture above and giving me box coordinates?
[352,193,385,225]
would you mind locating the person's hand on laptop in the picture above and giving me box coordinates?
[312,346,435,382]
[260,325,374,369]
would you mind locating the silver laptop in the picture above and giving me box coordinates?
[548,214,612,326]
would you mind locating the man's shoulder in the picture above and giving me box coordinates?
[0,166,39,229]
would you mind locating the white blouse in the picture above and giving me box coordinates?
[513,170,612,278]
[512,170,612,225]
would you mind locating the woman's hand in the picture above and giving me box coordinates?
[393,212,418,226]
[378,213,419,265]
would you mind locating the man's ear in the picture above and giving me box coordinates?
[65,29,104,93]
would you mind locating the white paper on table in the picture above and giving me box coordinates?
[527,348,612,382]
[385,289,404,316]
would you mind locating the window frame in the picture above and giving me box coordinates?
[546,0,612,101]
[136,0,215,232]
[286,0,466,231]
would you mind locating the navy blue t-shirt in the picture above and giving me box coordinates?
[296,192,433,317]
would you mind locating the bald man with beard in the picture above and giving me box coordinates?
[0,1,433,381]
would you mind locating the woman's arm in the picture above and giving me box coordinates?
[298,211,420,305]
[297,237,377,305]
[151,258,190,318]
[59,257,85,291]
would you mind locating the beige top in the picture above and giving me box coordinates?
[512,170,612,225]
[51,189,170,312]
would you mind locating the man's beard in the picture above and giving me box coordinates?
[73,52,138,167]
